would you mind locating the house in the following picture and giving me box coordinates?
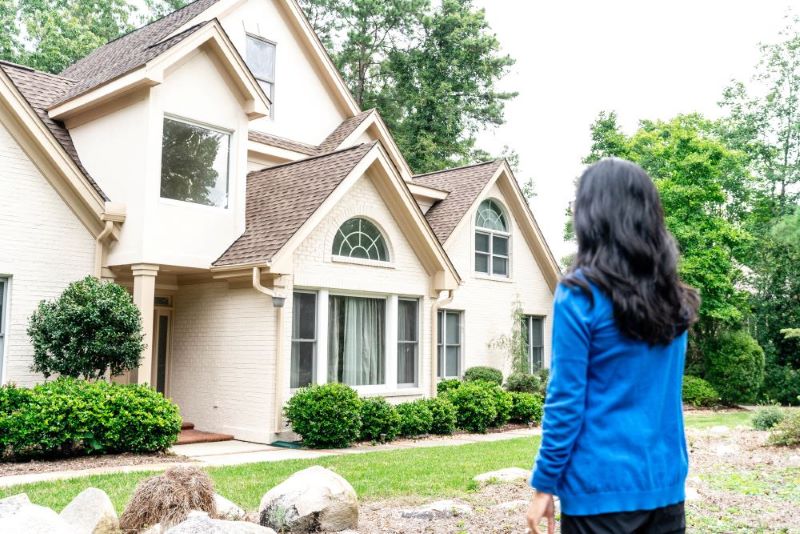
[0,0,559,443]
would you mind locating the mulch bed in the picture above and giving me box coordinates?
[0,451,193,477]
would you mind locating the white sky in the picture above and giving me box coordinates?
[475,0,795,261]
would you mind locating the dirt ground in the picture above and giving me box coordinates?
[0,451,190,477]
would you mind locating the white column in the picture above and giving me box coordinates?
[386,294,399,390]
[131,263,159,386]
[316,289,329,385]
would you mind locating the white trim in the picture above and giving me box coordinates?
[315,289,329,386]
[0,276,9,385]
[330,256,395,270]
[437,308,464,379]
[472,197,513,280]
[397,297,421,388]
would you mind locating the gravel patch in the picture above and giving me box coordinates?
[0,452,192,477]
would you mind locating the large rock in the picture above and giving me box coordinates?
[166,512,276,533]
[0,503,73,534]
[259,465,358,532]
[215,493,246,521]
[400,500,473,520]
[473,467,531,485]
[0,493,31,519]
[60,487,118,534]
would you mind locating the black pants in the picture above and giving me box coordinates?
[561,501,685,534]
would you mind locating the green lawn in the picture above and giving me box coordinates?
[683,410,753,429]
[0,436,540,513]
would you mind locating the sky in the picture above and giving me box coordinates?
[474,0,795,261]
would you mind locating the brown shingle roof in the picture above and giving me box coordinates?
[248,130,318,156]
[0,62,107,199]
[316,109,374,153]
[412,160,503,243]
[57,0,220,104]
[214,142,375,267]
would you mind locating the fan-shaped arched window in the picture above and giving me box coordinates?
[475,199,509,277]
[332,218,389,261]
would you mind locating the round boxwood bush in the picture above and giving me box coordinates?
[0,378,181,460]
[682,376,720,407]
[505,372,541,393]
[483,382,513,426]
[359,397,400,442]
[752,406,785,431]
[396,400,434,437]
[464,366,503,386]
[705,330,765,404]
[445,381,497,433]
[424,397,457,435]
[437,378,462,395]
[284,383,362,448]
[510,392,544,424]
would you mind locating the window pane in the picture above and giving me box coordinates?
[246,36,276,82]
[493,235,508,256]
[475,232,490,252]
[475,253,489,273]
[0,280,4,335]
[437,310,443,345]
[160,118,229,207]
[446,346,460,377]
[531,347,543,371]
[445,312,460,344]
[492,256,508,276]
[437,345,444,378]
[332,218,389,261]
[291,341,314,388]
[328,296,385,385]
[475,199,507,231]
[398,343,417,384]
[398,299,418,342]
[292,292,316,340]
[530,317,544,347]
[258,80,273,102]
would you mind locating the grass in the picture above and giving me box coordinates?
[0,436,540,513]
[702,468,800,503]
[683,410,752,429]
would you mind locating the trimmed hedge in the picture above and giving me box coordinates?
[285,383,362,448]
[464,366,503,386]
[0,378,181,460]
[424,397,457,435]
[444,381,497,433]
[483,382,513,427]
[396,400,434,437]
[359,397,400,442]
[682,376,720,407]
[437,378,462,395]
[510,392,544,424]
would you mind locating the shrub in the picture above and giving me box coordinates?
[445,381,497,433]
[510,392,544,424]
[0,378,181,459]
[682,376,720,407]
[752,406,785,431]
[768,411,800,446]
[761,356,800,406]
[482,382,513,426]
[359,397,400,442]
[424,397,457,435]
[284,383,361,448]
[505,372,540,393]
[27,277,144,380]
[705,330,765,404]
[537,369,550,396]
[437,378,462,395]
[396,400,433,437]
[464,366,503,386]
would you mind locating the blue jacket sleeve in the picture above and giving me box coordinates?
[531,284,593,494]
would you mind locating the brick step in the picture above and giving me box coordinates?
[181,421,195,431]
[175,429,234,445]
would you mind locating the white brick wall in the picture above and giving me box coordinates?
[0,123,96,386]
[443,182,554,378]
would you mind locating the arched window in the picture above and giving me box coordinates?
[475,199,509,277]
[332,218,389,261]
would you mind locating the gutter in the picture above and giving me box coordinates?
[430,289,454,397]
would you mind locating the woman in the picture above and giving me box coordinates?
[526,158,699,534]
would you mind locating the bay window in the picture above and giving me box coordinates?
[437,310,462,378]
[328,295,385,386]
[397,299,419,386]
[291,292,317,388]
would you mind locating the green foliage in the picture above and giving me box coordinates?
[768,410,800,447]
[444,381,496,433]
[752,406,785,431]
[284,383,362,448]
[0,0,185,73]
[0,378,180,460]
[298,0,516,173]
[463,366,503,386]
[761,351,800,406]
[423,397,457,435]
[488,298,529,375]
[27,277,144,380]
[482,382,512,427]
[437,379,462,395]
[504,372,540,394]
[705,330,766,405]
[681,376,720,408]
[160,119,225,206]
[358,397,400,442]
[396,399,433,437]
[509,392,543,425]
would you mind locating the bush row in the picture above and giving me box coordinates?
[0,378,182,460]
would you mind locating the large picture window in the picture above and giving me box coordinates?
[522,315,545,371]
[475,199,510,277]
[332,218,389,262]
[437,310,462,378]
[160,117,230,208]
[397,299,419,386]
[291,292,317,388]
[329,295,385,385]
[246,35,276,115]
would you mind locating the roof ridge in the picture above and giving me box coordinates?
[247,142,375,176]
[412,159,501,179]
[145,20,210,49]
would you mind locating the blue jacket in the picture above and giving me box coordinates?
[531,281,688,516]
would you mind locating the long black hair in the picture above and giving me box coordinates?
[564,158,699,345]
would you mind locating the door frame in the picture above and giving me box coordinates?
[151,298,173,396]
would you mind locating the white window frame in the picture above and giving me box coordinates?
[159,114,232,209]
[474,199,511,279]
[0,277,8,384]
[523,315,545,372]
[397,297,420,387]
[290,290,318,389]
[437,309,463,379]
[246,33,276,118]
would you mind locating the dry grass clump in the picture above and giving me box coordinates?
[119,466,216,531]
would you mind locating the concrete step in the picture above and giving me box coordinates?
[175,429,234,445]
[181,421,195,431]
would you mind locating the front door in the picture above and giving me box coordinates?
[152,307,172,395]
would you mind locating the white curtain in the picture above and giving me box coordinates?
[329,296,385,385]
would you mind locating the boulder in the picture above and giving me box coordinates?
[473,467,531,485]
[491,500,528,512]
[259,465,358,532]
[0,503,73,534]
[400,500,473,520]
[0,493,31,519]
[60,487,118,534]
[215,493,246,521]
[166,513,276,533]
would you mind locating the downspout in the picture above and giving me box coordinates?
[94,220,114,278]
[430,289,454,397]
[252,267,287,434]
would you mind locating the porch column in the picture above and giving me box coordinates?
[132,263,159,386]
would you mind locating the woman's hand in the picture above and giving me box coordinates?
[526,491,555,534]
